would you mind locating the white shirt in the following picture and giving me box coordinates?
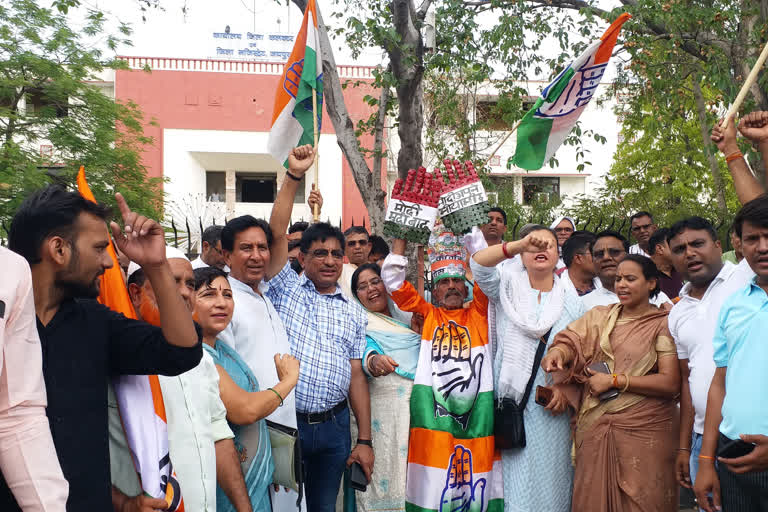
[560,269,602,297]
[340,262,357,298]
[191,256,230,273]
[218,276,297,429]
[581,285,671,310]
[629,244,650,257]
[109,352,233,512]
[668,259,755,433]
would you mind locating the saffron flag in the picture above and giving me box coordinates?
[510,13,631,170]
[76,167,184,511]
[267,0,323,167]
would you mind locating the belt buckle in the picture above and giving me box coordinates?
[307,413,323,425]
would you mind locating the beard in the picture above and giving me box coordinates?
[55,273,101,299]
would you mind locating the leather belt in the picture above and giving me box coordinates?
[297,400,348,425]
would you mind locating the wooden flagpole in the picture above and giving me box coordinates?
[725,40,768,124]
[483,118,523,169]
[312,87,320,222]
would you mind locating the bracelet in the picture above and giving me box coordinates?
[549,345,568,360]
[621,374,630,392]
[676,448,692,452]
[286,170,303,181]
[725,151,744,163]
[267,387,284,406]
[699,455,715,461]
[356,438,373,447]
[612,373,619,388]
[501,242,512,259]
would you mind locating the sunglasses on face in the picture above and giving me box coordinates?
[593,248,625,260]
[346,240,369,247]
[311,249,344,260]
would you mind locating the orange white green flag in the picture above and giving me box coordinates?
[510,13,631,170]
[267,0,323,167]
[76,167,184,511]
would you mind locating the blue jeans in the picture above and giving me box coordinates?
[690,431,703,485]
[297,405,351,512]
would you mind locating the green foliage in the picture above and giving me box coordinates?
[0,0,163,231]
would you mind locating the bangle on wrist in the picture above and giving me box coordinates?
[549,345,568,360]
[611,373,619,388]
[621,374,630,392]
[676,448,691,452]
[267,387,284,406]
[725,151,744,163]
[501,242,512,259]
[286,170,302,181]
[357,438,373,447]
[698,454,715,460]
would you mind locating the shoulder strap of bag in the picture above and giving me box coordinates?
[518,329,552,408]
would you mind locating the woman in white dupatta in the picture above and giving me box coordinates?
[470,225,585,512]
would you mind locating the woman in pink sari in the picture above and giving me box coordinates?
[541,255,681,512]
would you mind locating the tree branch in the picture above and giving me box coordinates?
[372,79,390,193]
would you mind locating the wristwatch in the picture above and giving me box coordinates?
[357,438,373,447]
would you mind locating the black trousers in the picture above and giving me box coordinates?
[718,433,768,511]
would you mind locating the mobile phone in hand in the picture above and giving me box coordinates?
[718,438,756,459]
[586,361,619,401]
[535,385,553,407]
[348,462,368,492]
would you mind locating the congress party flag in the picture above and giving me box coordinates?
[268,0,323,167]
[510,13,631,170]
[77,167,184,511]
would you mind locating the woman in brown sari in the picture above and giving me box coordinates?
[541,254,681,512]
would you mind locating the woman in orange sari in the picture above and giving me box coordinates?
[541,254,681,512]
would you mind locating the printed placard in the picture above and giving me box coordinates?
[384,199,438,231]
[438,182,488,217]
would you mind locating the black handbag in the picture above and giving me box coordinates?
[494,330,550,450]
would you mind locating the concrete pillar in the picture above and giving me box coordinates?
[225,169,236,217]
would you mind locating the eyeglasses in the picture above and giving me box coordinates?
[357,277,383,293]
[593,248,626,260]
[631,223,653,233]
[346,240,369,247]
[310,249,344,260]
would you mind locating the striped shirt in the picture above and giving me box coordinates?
[267,264,367,414]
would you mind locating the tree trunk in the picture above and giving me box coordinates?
[693,79,728,216]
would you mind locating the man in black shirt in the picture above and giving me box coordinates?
[4,186,202,512]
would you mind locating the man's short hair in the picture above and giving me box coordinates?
[288,239,301,252]
[343,226,369,238]
[594,230,630,252]
[288,221,309,235]
[630,211,654,223]
[733,195,768,237]
[368,235,389,258]
[9,185,112,264]
[562,232,596,267]
[300,222,345,253]
[667,216,719,244]
[202,225,224,246]
[647,227,671,256]
[488,207,507,225]
[221,215,273,252]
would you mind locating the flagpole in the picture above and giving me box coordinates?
[312,87,320,222]
[483,118,523,169]
[725,39,768,124]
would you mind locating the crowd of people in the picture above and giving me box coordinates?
[0,115,768,512]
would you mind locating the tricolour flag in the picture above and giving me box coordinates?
[77,167,184,511]
[510,13,631,170]
[268,0,323,167]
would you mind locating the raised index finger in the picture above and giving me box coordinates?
[114,192,132,218]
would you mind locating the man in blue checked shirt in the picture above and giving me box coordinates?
[267,222,373,511]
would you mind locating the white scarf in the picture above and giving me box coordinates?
[497,266,566,403]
